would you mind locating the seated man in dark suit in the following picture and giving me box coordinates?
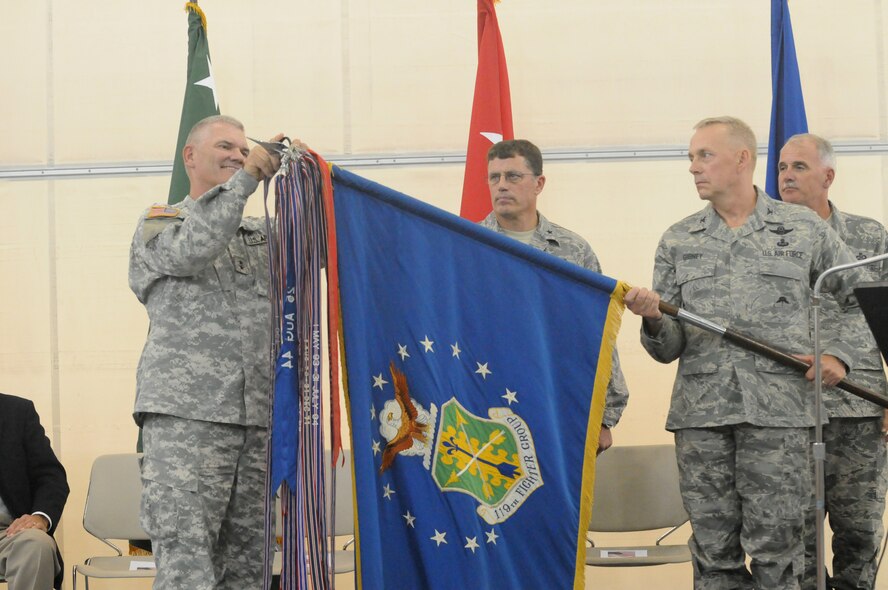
[0,393,70,590]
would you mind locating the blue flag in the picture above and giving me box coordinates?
[271,253,299,492]
[766,0,808,199]
[331,167,627,589]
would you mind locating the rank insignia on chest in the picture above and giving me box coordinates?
[857,252,868,260]
[769,225,794,235]
[234,258,250,275]
[243,232,267,246]
[146,205,180,219]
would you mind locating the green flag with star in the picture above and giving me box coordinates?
[168,1,220,203]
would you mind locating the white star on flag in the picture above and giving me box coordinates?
[194,56,219,110]
[383,484,395,500]
[502,388,518,405]
[485,528,499,544]
[372,373,388,390]
[370,405,376,420]
[371,440,381,456]
[451,342,462,358]
[403,511,416,528]
[465,537,480,553]
[397,343,410,360]
[475,362,492,379]
[431,530,448,546]
[420,335,435,352]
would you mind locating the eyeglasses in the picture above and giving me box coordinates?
[487,171,536,185]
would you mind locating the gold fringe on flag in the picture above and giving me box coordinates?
[573,279,630,590]
[184,2,207,31]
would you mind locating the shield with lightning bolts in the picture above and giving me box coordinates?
[431,398,543,525]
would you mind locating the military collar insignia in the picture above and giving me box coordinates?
[687,215,708,233]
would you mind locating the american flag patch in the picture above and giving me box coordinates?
[147,205,180,219]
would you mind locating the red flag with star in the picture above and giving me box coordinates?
[459,0,514,222]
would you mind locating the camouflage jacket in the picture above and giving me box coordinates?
[480,211,629,427]
[819,202,888,417]
[129,169,271,427]
[641,188,863,429]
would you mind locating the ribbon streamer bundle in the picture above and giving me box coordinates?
[263,149,344,590]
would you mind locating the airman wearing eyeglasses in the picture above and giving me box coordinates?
[478,139,629,453]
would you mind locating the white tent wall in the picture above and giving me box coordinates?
[3,1,888,588]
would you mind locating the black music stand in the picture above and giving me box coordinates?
[854,281,888,364]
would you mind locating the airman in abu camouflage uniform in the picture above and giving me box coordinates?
[129,115,283,590]
[625,117,866,590]
[779,133,888,590]
[480,139,629,448]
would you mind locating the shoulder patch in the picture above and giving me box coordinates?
[147,204,181,219]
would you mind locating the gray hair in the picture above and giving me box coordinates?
[694,116,758,166]
[185,115,244,145]
[784,133,836,170]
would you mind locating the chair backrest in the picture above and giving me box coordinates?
[327,449,354,537]
[589,444,688,532]
[82,453,149,541]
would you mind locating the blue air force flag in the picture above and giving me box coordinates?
[332,167,627,589]
[766,0,808,199]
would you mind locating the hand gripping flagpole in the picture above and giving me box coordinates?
[810,252,888,590]
[655,302,888,409]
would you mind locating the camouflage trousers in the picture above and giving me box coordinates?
[675,424,809,590]
[802,416,887,590]
[141,414,269,590]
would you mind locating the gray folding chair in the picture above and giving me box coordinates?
[586,444,692,567]
[72,453,155,589]
[328,448,355,574]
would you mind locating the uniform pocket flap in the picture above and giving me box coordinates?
[758,259,805,281]
[141,456,198,492]
[675,257,717,285]
[754,353,799,375]
[678,355,720,375]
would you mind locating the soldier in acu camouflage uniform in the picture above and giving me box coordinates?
[479,139,629,452]
[625,117,865,590]
[778,133,888,590]
[129,115,283,590]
